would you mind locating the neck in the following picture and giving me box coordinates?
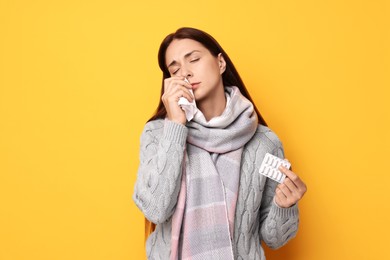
[197,85,226,121]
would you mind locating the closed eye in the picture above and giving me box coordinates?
[171,57,199,75]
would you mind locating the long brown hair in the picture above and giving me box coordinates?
[147,27,267,126]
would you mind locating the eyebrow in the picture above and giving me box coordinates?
[167,50,201,68]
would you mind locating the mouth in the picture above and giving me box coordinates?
[191,82,201,90]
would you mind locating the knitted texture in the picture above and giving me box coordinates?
[133,120,299,260]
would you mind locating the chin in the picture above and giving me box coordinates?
[194,91,205,102]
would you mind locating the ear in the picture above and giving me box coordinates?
[217,53,226,74]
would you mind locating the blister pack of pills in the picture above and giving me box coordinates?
[259,153,291,183]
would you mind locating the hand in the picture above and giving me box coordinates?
[274,162,307,208]
[161,76,194,125]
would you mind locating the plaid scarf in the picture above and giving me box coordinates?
[170,86,258,260]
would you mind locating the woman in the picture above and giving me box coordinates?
[133,27,307,260]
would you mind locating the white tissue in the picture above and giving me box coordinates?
[178,78,198,121]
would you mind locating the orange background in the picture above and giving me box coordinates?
[1,0,389,259]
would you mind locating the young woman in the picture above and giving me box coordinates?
[133,27,307,260]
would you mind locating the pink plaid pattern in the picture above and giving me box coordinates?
[170,87,258,260]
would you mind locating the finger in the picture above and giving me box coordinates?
[275,187,287,200]
[172,85,194,101]
[164,85,194,103]
[177,87,194,102]
[278,183,293,198]
[164,78,192,94]
[279,166,304,187]
[170,75,187,81]
[274,196,284,208]
[163,88,193,103]
[277,186,299,208]
[283,176,299,191]
[280,169,307,198]
[275,189,287,207]
[283,178,305,201]
[171,77,193,89]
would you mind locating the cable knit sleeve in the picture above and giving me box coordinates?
[258,130,300,249]
[133,119,188,224]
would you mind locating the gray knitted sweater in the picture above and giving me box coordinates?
[133,119,299,260]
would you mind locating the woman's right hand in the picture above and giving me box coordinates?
[162,76,194,125]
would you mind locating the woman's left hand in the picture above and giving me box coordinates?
[274,163,307,208]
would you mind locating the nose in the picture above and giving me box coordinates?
[180,65,193,79]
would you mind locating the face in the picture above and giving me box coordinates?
[165,38,226,103]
